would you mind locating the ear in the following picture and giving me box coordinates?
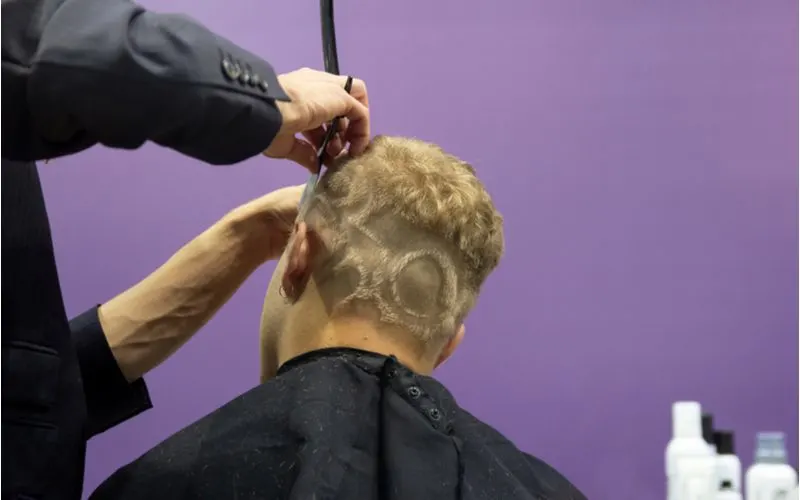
[281,221,318,301]
[434,324,465,369]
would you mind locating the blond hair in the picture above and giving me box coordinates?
[304,136,504,348]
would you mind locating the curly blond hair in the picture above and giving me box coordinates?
[303,135,504,347]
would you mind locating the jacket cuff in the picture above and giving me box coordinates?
[70,306,153,438]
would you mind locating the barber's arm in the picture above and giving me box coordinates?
[2,0,370,167]
[70,185,302,436]
[11,0,285,165]
[70,307,153,437]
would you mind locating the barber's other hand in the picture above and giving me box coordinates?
[264,68,370,171]
[222,185,304,264]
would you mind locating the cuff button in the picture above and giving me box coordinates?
[222,58,242,80]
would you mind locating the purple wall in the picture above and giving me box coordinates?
[39,2,797,499]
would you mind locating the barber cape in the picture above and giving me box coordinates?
[90,348,586,500]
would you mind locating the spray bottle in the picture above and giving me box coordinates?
[745,432,797,500]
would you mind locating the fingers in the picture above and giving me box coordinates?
[339,95,370,156]
[301,125,344,159]
[282,137,319,173]
[321,86,368,155]
[342,76,369,108]
[313,72,367,106]
[276,69,371,157]
[331,117,349,155]
[301,126,327,148]
[301,122,348,166]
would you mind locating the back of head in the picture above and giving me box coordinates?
[300,135,504,354]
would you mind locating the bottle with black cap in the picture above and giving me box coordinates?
[715,480,742,500]
[713,430,741,499]
[702,413,716,455]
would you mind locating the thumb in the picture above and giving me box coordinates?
[283,137,319,173]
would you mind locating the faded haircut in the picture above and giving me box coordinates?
[302,135,504,349]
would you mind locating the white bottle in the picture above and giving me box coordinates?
[713,430,742,494]
[715,481,742,500]
[666,401,717,500]
[745,432,798,500]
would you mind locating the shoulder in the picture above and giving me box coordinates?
[521,452,587,500]
[455,409,587,500]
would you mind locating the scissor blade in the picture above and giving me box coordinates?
[299,172,319,211]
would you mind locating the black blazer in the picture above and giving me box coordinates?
[2,0,289,497]
[2,161,154,500]
[2,0,288,165]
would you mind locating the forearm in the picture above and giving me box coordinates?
[99,214,263,382]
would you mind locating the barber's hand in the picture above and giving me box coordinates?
[223,185,304,264]
[264,68,370,171]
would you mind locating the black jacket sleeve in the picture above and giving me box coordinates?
[2,0,289,165]
[70,306,153,438]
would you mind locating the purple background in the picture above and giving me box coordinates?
[38,1,797,499]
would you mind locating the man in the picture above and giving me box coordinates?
[2,0,370,497]
[89,136,587,499]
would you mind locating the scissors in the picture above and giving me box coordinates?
[299,0,351,212]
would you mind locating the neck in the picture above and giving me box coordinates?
[278,316,435,374]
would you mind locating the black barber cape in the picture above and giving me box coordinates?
[90,348,586,500]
